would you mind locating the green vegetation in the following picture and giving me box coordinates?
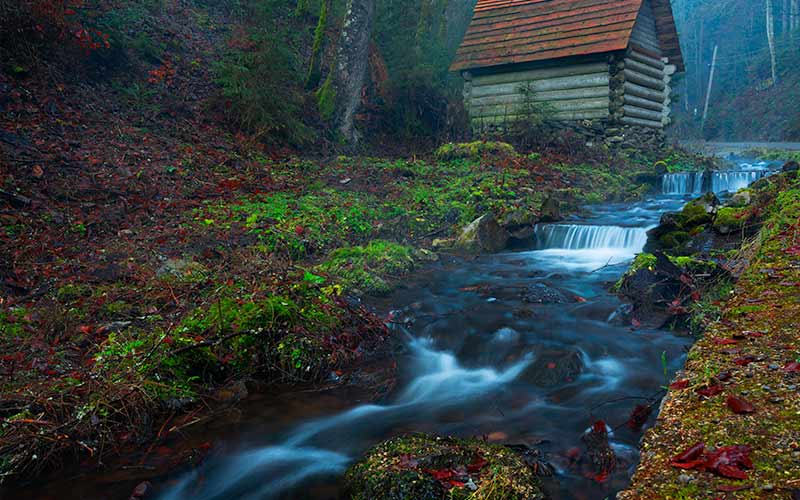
[318,240,416,295]
[434,141,516,161]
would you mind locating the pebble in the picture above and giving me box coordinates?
[763,484,775,492]
[770,397,784,404]
[678,473,693,484]
[788,385,797,391]
[769,364,780,370]
[763,385,773,392]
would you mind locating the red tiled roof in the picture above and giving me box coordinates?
[451,0,683,72]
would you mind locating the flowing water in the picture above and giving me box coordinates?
[16,158,781,500]
[661,160,774,195]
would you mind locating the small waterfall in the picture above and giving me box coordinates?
[662,170,771,195]
[533,224,648,252]
[710,170,767,193]
[662,171,705,195]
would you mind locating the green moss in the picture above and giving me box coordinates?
[434,141,516,161]
[346,434,544,500]
[0,307,30,339]
[101,300,133,318]
[713,206,748,231]
[679,201,713,227]
[318,240,416,295]
[659,230,691,249]
[613,253,657,291]
[56,283,92,302]
[317,74,336,121]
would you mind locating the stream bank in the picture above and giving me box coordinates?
[620,167,800,499]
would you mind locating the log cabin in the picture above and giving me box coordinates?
[451,0,684,144]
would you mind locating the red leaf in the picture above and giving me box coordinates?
[696,385,724,397]
[592,420,607,434]
[627,404,652,431]
[706,446,752,479]
[733,356,755,366]
[467,455,488,473]
[294,225,305,236]
[671,442,706,469]
[713,338,739,345]
[715,371,733,382]
[574,295,587,303]
[631,317,642,328]
[79,325,92,334]
[669,379,690,390]
[726,395,756,414]
[425,469,455,481]
[784,361,800,373]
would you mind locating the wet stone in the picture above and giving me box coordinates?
[520,283,568,304]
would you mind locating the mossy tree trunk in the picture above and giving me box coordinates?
[324,0,376,144]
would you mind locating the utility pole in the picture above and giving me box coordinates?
[701,44,718,134]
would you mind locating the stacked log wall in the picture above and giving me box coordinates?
[621,0,668,129]
[464,61,611,129]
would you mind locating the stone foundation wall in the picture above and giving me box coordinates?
[545,120,666,150]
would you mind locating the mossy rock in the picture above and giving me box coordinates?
[677,193,719,227]
[434,141,516,161]
[346,434,544,500]
[713,206,748,234]
[659,230,691,249]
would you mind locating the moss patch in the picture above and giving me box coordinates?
[346,434,544,500]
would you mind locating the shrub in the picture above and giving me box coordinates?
[213,0,313,144]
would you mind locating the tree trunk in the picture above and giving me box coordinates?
[766,0,778,83]
[443,0,477,53]
[784,0,790,35]
[326,0,376,144]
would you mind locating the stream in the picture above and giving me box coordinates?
[19,158,783,500]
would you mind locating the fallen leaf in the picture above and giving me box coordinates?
[733,356,755,366]
[670,379,690,390]
[627,404,652,431]
[714,338,739,346]
[696,385,724,397]
[784,362,800,373]
[671,442,706,469]
[726,395,756,414]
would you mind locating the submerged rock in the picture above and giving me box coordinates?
[520,282,568,304]
[521,349,584,387]
[456,213,510,253]
[346,434,545,500]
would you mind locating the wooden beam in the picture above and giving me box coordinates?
[621,115,662,128]
[624,68,666,90]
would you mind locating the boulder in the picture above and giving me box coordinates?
[456,214,510,253]
[539,196,561,222]
[431,238,455,250]
[522,349,584,387]
[782,160,799,173]
[346,434,545,500]
[499,209,537,240]
[729,190,752,208]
